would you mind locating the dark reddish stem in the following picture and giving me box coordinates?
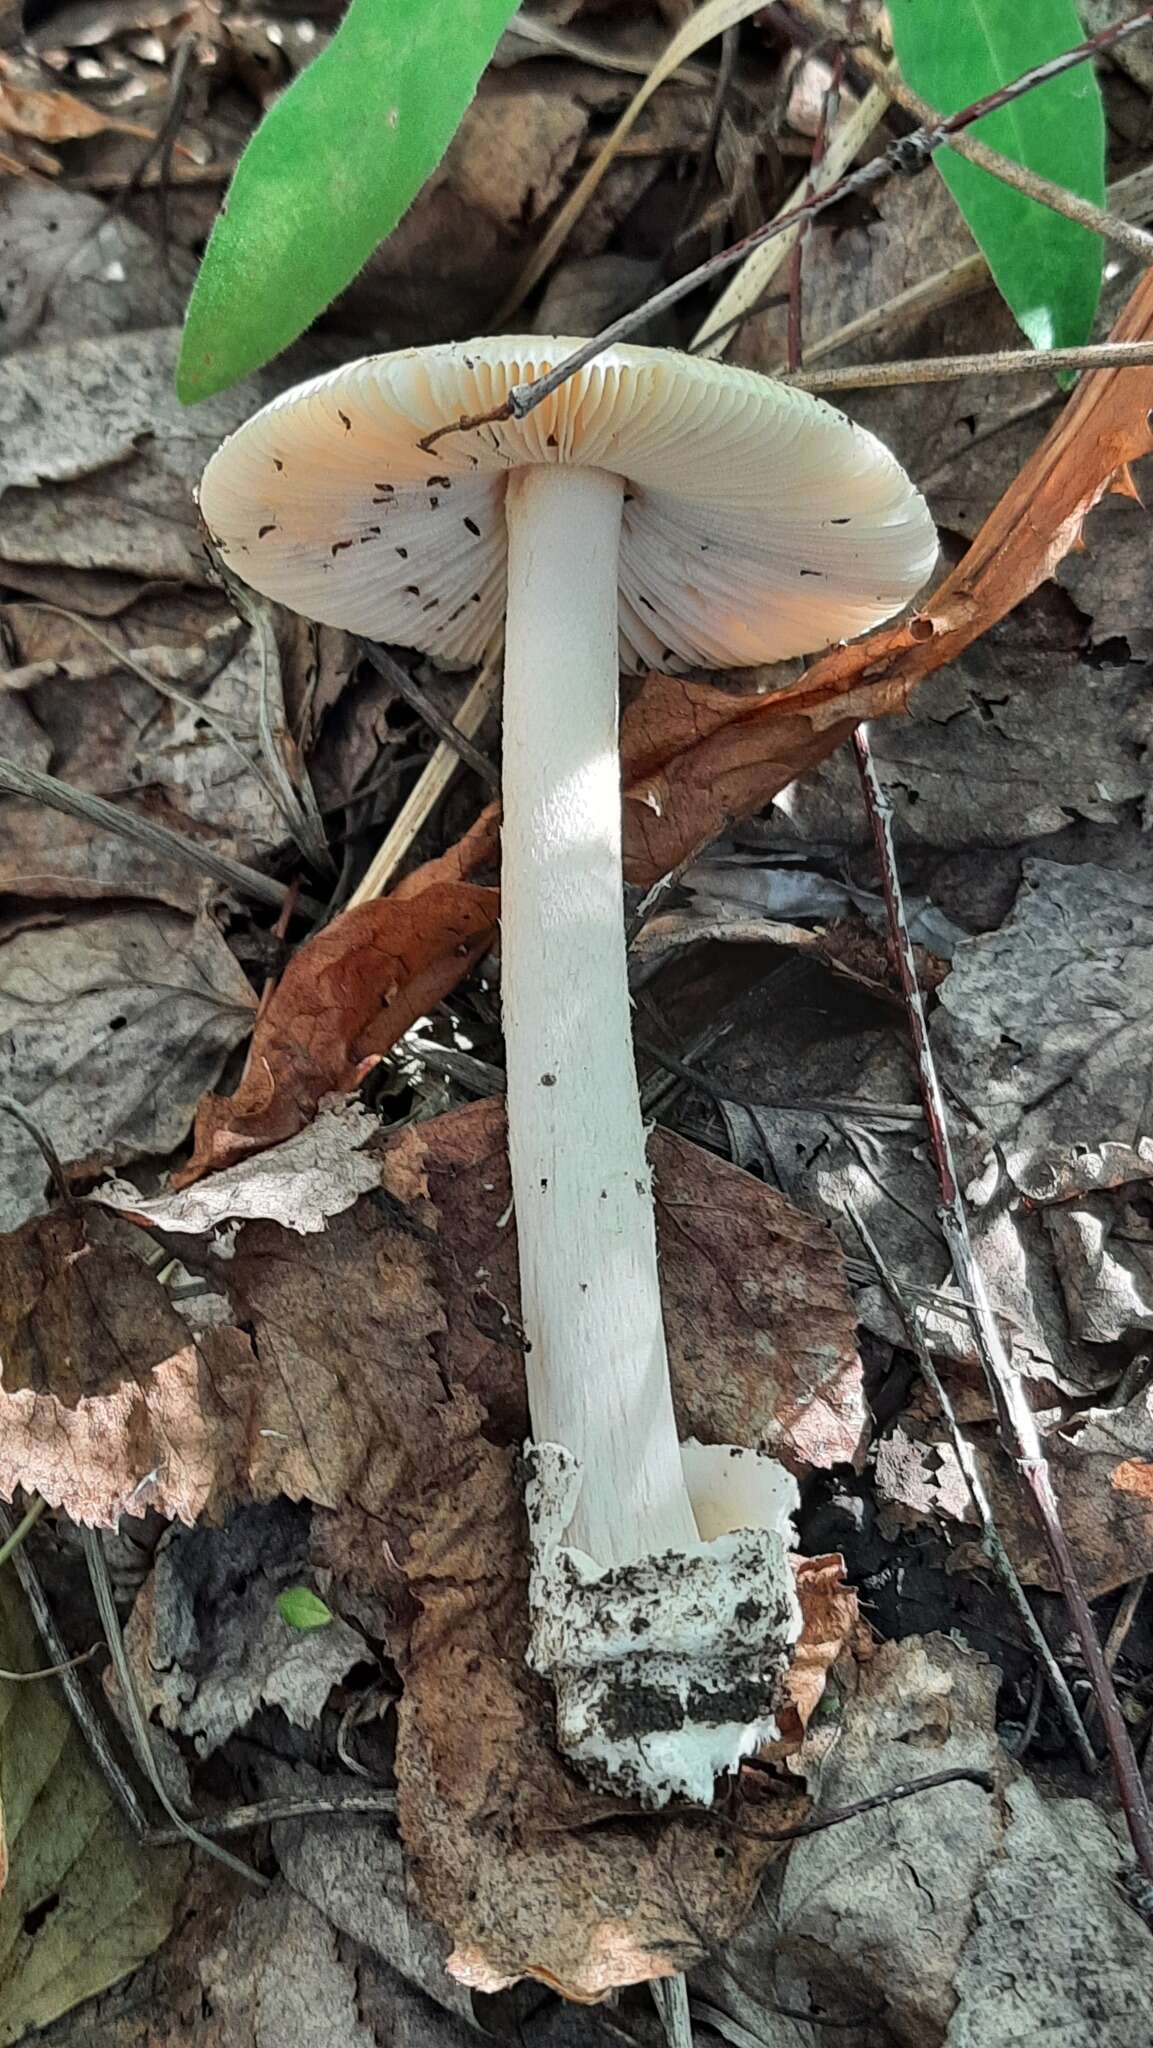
[852,722,1153,1883]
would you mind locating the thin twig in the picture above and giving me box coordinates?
[852,724,1153,1882]
[145,1788,397,1845]
[0,1502,153,1837]
[357,640,499,793]
[82,1528,268,1887]
[425,5,1153,446]
[0,755,323,919]
[0,1495,47,1569]
[348,636,502,907]
[692,81,891,359]
[789,338,1153,391]
[847,1200,1097,1774]
[791,0,1153,264]
[734,1765,996,1840]
[0,1642,102,1682]
[786,20,848,371]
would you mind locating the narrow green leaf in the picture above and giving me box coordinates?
[277,1586,334,1632]
[888,0,1105,352]
[178,0,519,403]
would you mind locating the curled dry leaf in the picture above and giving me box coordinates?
[177,883,497,1182]
[176,262,1153,1182]
[0,77,158,146]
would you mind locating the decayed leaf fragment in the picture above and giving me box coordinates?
[0,1571,187,2040]
[95,1096,383,1237]
[0,1206,243,1526]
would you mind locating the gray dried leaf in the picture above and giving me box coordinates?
[775,624,1153,850]
[0,328,347,579]
[0,183,190,352]
[95,1098,382,1237]
[0,903,257,1229]
[125,1502,369,1754]
[693,1635,1153,2047]
[934,859,1153,1186]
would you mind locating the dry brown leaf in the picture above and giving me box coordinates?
[177,883,497,1182]
[876,1383,1153,1598]
[387,1423,809,2001]
[772,1553,859,1755]
[0,1207,241,1526]
[1,1103,855,1994]
[388,1096,866,1471]
[0,79,157,145]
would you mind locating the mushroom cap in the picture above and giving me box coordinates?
[198,337,936,672]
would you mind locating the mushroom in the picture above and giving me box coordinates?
[199,338,936,1802]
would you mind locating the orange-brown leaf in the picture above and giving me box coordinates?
[177,882,497,1182]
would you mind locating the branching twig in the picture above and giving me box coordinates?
[791,0,1153,264]
[851,724,1153,1882]
[422,5,1153,447]
[0,1503,153,1838]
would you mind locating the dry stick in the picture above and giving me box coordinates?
[0,1495,46,1570]
[347,636,502,907]
[746,161,1153,373]
[847,1200,1097,1774]
[851,725,1153,1882]
[145,1789,397,1846]
[0,1643,102,1683]
[81,1527,268,1887]
[791,0,1153,266]
[786,12,849,370]
[789,339,1153,391]
[0,755,323,920]
[357,639,499,793]
[692,80,892,359]
[0,1501,153,1838]
[426,4,1153,447]
[734,1765,995,1840]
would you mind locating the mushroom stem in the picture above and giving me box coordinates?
[502,463,698,1568]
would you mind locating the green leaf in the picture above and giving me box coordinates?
[0,1575,187,2040]
[178,0,520,403]
[277,1586,334,1632]
[887,0,1105,351]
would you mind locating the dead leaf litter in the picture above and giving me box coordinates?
[4,5,1153,2042]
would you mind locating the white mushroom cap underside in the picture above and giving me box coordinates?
[198,337,937,671]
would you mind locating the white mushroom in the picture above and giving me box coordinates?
[199,338,936,1803]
